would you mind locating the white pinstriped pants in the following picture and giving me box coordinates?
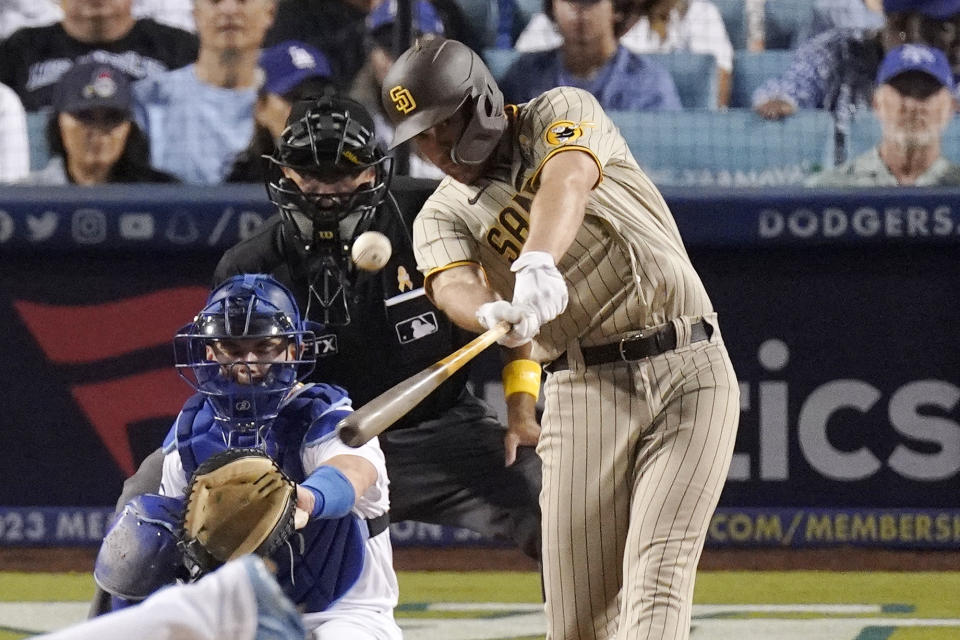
[538,314,740,640]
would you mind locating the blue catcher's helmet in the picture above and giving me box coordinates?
[174,274,318,434]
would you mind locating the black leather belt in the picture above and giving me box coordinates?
[548,320,711,372]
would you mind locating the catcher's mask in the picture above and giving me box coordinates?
[174,274,319,435]
[265,94,393,325]
[381,36,507,166]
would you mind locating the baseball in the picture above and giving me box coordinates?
[351,231,392,271]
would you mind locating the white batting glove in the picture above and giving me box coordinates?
[476,300,539,348]
[510,251,568,326]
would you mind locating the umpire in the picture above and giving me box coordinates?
[215,94,542,559]
[90,95,541,616]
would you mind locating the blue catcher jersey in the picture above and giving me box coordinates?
[162,382,367,611]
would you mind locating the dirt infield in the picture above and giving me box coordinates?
[1,546,958,573]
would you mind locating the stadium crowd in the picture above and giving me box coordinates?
[1,0,959,186]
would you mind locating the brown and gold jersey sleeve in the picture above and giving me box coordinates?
[522,87,627,189]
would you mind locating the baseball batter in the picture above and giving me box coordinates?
[382,37,740,640]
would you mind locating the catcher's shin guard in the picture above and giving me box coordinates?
[94,494,186,600]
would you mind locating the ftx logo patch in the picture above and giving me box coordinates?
[313,333,339,357]
[395,312,438,344]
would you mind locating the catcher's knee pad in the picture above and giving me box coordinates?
[94,493,185,600]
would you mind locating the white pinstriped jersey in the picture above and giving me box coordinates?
[413,86,714,362]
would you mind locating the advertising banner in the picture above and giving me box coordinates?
[0,186,956,548]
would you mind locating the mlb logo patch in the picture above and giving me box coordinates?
[313,333,339,357]
[395,312,438,344]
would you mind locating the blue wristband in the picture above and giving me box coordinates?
[301,465,356,519]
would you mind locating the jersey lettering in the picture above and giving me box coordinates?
[485,194,532,261]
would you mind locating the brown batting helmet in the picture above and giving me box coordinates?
[380,36,506,165]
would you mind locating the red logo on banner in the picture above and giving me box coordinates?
[14,287,208,475]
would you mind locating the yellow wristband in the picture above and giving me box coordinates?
[502,359,542,400]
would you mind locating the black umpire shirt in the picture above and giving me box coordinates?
[212,182,475,430]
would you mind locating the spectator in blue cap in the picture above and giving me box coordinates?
[362,0,445,89]
[22,61,176,185]
[349,0,449,178]
[263,0,374,92]
[227,40,336,182]
[753,0,960,164]
[807,43,960,186]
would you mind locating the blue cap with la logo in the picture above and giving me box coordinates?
[877,44,955,90]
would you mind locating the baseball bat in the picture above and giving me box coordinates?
[337,321,511,447]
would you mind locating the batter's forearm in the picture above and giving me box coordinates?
[524,150,597,261]
[434,281,500,333]
[428,263,502,334]
[500,342,533,363]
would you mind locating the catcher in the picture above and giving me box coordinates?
[93,273,401,640]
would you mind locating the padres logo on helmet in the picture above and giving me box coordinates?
[389,86,417,114]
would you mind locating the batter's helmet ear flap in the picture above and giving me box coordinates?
[451,93,508,165]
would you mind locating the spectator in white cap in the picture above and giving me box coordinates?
[227,40,336,182]
[21,61,176,185]
[349,0,448,178]
[807,43,960,186]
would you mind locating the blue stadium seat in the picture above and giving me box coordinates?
[608,108,834,185]
[26,110,51,172]
[730,49,794,108]
[644,52,718,110]
[844,113,880,162]
[482,47,520,83]
[764,0,814,49]
[712,0,748,50]
[845,113,960,165]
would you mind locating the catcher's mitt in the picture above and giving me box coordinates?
[179,447,297,578]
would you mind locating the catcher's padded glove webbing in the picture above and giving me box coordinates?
[179,447,297,578]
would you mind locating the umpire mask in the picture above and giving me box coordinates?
[265,95,393,325]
